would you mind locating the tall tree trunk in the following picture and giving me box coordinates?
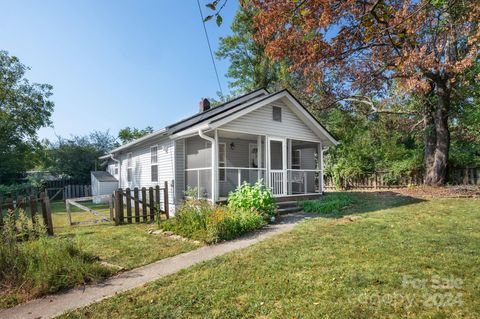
[428,80,451,186]
[424,105,436,184]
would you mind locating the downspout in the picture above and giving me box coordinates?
[198,129,216,202]
[109,154,121,188]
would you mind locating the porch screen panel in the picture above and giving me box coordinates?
[198,169,212,198]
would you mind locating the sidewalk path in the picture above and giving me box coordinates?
[0,212,314,319]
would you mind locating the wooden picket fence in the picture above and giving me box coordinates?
[0,192,54,236]
[113,181,169,225]
[324,167,480,190]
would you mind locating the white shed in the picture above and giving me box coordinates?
[91,171,118,204]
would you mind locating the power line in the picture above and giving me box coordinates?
[196,0,223,95]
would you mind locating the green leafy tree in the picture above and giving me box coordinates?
[45,131,117,183]
[118,126,153,144]
[215,6,287,94]
[0,51,54,184]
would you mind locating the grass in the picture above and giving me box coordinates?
[298,192,354,214]
[61,192,480,318]
[0,200,201,309]
[51,201,201,270]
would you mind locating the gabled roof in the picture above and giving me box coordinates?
[103,88,338,156]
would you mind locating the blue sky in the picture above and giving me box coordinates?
[1,0,238,140]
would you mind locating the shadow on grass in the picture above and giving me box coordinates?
[308,191,426,219]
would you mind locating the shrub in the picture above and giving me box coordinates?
[299,193,354,214]
[227,180,276,218]
[159,199,266,243]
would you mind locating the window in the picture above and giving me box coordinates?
[218,143,226,181]
[151,146,158,164]
[127,152,133,182]
[114,163,119,175]
[273,106,282,122]
[292,150,301,169]
[151,165,158,182]
[151,146,158,182]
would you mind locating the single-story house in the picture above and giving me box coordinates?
[99,88,339,212]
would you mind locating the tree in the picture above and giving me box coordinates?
[0,51,54,184]
[118,126,153,144]
[216,6,287,94]
[45,131,117,183]
[250,0,480,185]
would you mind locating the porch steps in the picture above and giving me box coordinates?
[276,201,302,215]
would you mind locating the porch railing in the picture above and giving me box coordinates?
[221,167,266,198]
[185,167,322,199]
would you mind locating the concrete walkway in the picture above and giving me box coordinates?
[0,212,314,319]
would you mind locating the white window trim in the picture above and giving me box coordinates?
[218,142,226,182]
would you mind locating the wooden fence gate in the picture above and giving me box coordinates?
[0,192,54,236]
[113,181,169,225]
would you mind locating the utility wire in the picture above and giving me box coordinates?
[196,0,223,95]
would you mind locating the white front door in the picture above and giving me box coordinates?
[267,137,287,196]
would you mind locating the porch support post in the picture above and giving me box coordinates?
[318,142,324,194]
[257,135,262,181]
[282,138,287,196]
[213,129,219,202]
[287,139,292,195]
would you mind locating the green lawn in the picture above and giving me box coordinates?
[50,201,201,270]
[61,192,480,318]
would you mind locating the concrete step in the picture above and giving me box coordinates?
[276,201,299,209]
[277,206,302,215]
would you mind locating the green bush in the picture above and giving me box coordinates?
[299,193,354,214]
[227,180,276,218]
[159,199,266,243]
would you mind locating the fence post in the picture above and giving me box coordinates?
[29,195,38,224]
[126,188,132,223]
[149,187,155,221]
[109,194,114,221]
[66,199,72,226]
[164,181,169,219]
[40,193,54,236]
[134,187,140,222]
[17,195,26,211]
[114,189,122,225]
[155,185,160,209]
[141,187,147,222]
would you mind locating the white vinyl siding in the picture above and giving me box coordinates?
[116,138,176,213]
[220,100,319,142]
[174,139,185,203]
